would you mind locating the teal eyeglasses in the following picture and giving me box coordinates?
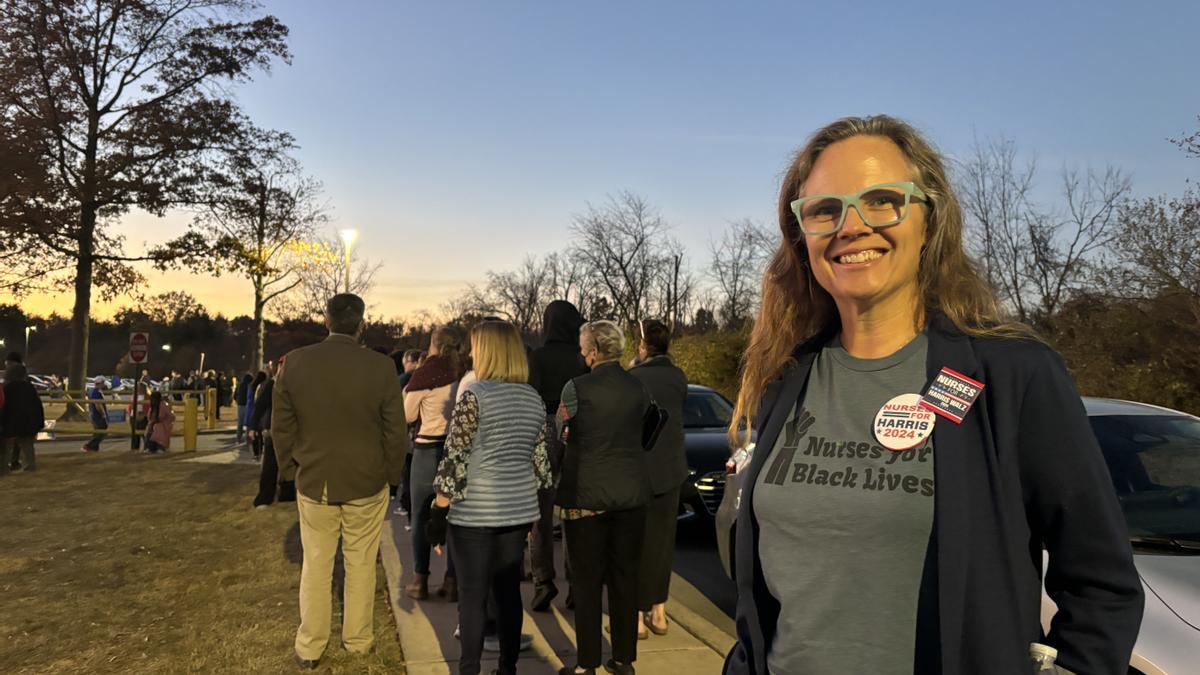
[790,182,928,236]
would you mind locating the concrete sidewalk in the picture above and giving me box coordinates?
[380,508,735,674]
[33,430,251,460]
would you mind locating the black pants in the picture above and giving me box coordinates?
[531,413,565,586]
[564,507,646,669]
[1,437,35,473]
[85,419,108,450]
[253,437,296,506]
[400,452,414,515]
[531,487,558,585]
[449,522,530,675]
[639,485,681,610]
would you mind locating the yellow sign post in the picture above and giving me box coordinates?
[184,396,198,452]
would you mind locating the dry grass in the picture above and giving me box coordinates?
[0,450,404,674]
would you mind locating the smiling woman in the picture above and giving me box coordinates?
[725,116,1145,675]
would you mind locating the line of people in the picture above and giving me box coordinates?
[270,111,1147,674]
[400,306,689,675]
[268,293,691,675]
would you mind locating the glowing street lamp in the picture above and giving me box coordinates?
[24,325,35,353]
[162,344,172,353]
[339,228,359,292]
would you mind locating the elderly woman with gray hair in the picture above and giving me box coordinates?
[555,320,653,675]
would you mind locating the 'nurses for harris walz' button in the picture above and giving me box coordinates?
[874,393,936,451]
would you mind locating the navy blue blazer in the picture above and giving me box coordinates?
[724,315,1143,675]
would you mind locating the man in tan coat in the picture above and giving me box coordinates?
[273,293,409,669]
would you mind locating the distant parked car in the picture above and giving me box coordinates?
[85,376,134,393]
[28,375,54,392]
[715,396,1200,674]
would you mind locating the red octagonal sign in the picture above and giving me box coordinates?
[130,332,150,364]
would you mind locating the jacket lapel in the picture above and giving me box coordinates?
[737,346,820,674]
[926,315,982,672]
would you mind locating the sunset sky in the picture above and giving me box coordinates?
[19,0,1200,321]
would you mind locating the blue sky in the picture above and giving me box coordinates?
[38,0,1200,319]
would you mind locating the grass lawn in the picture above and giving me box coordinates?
[0,449,404,674]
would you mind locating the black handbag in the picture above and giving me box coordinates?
[640,396,669,451]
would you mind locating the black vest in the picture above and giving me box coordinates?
[556,362,652,511]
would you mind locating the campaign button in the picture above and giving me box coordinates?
[920,366,985,424]
[873,393,936,452]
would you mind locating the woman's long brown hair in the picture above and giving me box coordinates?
[729,115,1031,447]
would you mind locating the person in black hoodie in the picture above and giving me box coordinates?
[1,363,45,474]
[526,300,589,612]
[628,320,688,639]
[252,358,296,508]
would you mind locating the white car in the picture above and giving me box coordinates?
[717,396,1200,674]
[1057,397,1200,675]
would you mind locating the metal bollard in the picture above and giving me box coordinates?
[184,396,198,452]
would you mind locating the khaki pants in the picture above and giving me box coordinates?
[295,485,389,660]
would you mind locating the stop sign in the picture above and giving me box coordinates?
[130,332,150,364]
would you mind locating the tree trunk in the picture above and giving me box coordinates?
[62,205,97,421]
[252,279,265,372]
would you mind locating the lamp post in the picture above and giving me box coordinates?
[339,228,359,293]
[24,325,35,354]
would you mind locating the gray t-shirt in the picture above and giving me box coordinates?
[754,333,935,675]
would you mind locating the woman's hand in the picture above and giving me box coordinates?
[428,499,450,554]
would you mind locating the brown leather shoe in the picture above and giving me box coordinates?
[436,575,458,602]
[406,573,429,600]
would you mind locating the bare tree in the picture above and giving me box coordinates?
[709,218,772,328]
[956,137,1037,321]
[441,257,546,333]
[653,238,695,333]
[277,234,381,321]
[541,251,591,318]
[570,192,669,328]
[159,135,327,370]
[957,137,1130,325]
[1117,193,1200,300]
[1026,166,1131,321]
[486,257,547,332]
